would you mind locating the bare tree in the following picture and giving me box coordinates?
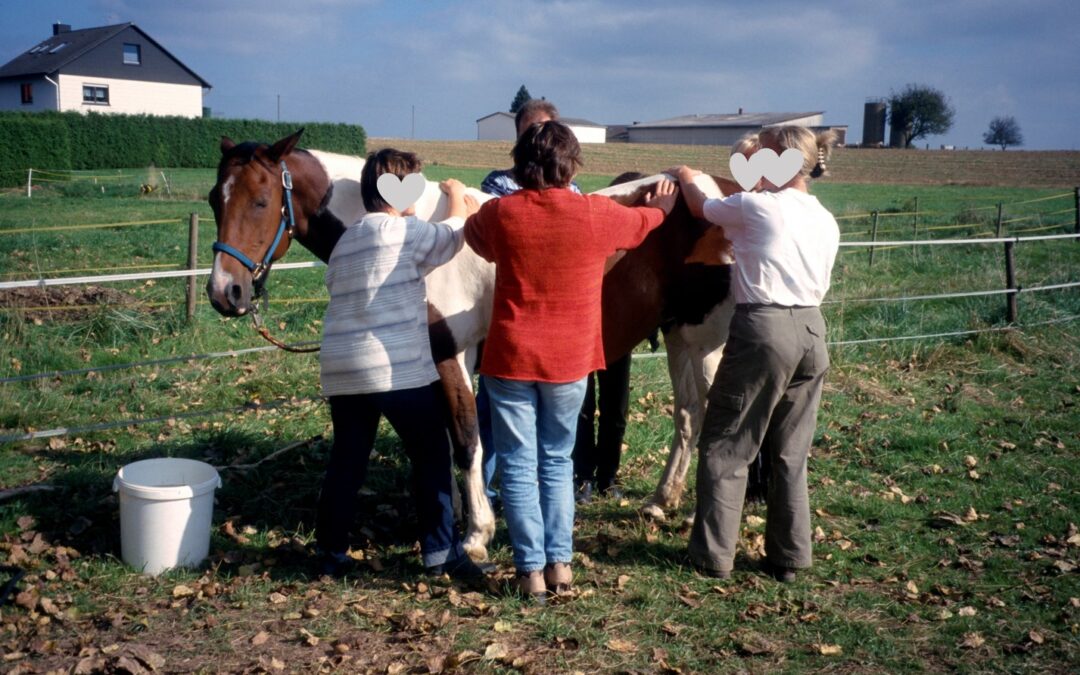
[888,84,955,148]
[983,116,1023,150]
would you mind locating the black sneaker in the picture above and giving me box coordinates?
[428,555,495,581]
[317,550,352,578]
[597,483,625,500]
[760,558,797,583]
[691,561,732,579]
[574,481,594,505]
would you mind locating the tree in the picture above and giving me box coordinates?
[510,85,532,114]
[983,116,1023,150]
[888,84,955,148]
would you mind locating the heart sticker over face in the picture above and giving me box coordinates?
[729,148,804,191]
[376,172,426,212]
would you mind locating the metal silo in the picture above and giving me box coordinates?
[862,98,886,147]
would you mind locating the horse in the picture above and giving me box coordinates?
[206,129,739,560]
[206,130,498,560]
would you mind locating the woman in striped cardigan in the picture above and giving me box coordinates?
[314,148,487,581]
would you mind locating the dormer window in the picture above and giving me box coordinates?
[123,43,141,65]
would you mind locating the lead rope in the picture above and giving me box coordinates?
[250,303,321,353]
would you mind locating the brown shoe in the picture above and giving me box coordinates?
[544,562,573,595]
[515,570,547,605]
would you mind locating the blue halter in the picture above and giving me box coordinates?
[212,160,296,290]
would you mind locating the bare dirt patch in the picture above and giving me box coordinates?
[0,286,140,322]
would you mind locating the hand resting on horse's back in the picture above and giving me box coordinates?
[643,178,679,215]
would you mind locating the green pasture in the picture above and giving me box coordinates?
[0,169,1077,672]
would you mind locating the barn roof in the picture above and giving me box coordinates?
[632,112,823,129]
[0,22,211,88]
[475,111,605,128]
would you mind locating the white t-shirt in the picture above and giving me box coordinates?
[702,189,839,306]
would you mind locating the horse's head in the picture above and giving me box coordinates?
[206,129,306,317]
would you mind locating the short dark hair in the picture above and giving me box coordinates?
[515,99,559,136]
[360,148,422,212]
[511,120,582,191]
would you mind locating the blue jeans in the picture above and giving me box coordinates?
[485,376,587,572]
[476,375,499,506]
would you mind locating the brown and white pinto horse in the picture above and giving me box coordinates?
[206,130,738,560]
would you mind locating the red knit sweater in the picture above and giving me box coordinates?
[464,187,666,383]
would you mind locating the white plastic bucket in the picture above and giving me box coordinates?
[113,458,222,575]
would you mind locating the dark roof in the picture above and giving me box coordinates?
[0,22,211,88]
[475,111,604,127]
[632,112,824,129]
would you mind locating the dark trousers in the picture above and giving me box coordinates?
[316,383,462,568]
[573,353,632,490]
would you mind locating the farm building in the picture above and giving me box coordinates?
[476,111,607,143]
[0,22,211,118]
[626,111,847,146]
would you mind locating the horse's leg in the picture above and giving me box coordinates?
[458,347,495,562]
[640,326,698,522]
[641,299,733,522]
[433,352,494,562]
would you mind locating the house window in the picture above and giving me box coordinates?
[21,83,33,104]
[82,85,109,105]
[123,43,141,65]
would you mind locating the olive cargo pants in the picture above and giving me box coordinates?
[688,304,829,573]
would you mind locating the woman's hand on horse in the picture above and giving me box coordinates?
[667,165,702,184]
[440,179,466,197]
[645,179,679,215]
[463,194,481,216]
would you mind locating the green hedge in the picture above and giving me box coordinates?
[0,115,73,187]
[0,111,366,186]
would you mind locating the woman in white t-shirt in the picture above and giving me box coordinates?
[670,126,839,583]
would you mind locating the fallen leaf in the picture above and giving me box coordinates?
[963,455,978,468]
[958,606,977,617]
[814,643,843,656]
[959,632,985,649]
[483,643,508,660]
[493,620,513,633]
[171,585,195,598]
[607,638,638,653]
[268,592,287,604]
[251,631,270,646]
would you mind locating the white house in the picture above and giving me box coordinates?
[0,22,211,118]
[476,111,607,144]
[627,111,847,146]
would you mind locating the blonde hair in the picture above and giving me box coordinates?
[759,126,838,179]
[731,132,760,158]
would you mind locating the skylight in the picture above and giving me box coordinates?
[48,43,68,54]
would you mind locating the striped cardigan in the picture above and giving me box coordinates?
[319,211,465,396]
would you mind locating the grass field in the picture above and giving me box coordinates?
[0,144,1078,672]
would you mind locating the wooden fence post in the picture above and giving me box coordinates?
[995,202,1004,237]
[1004,240,1018,323]
[186,213,199,323]
[869,210,879,267]
[26,169,32,199]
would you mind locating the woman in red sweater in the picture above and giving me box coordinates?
[464,121,677,601]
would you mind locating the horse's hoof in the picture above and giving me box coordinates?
[681,514,695,530]
[462,537,489,563]
[639,503,667,522]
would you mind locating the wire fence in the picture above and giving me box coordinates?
[2,186,1078,443]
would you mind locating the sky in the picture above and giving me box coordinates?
[2,0,1079,150]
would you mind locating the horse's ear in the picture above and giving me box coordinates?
[220,136,236,154]
[268,128,304,162]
